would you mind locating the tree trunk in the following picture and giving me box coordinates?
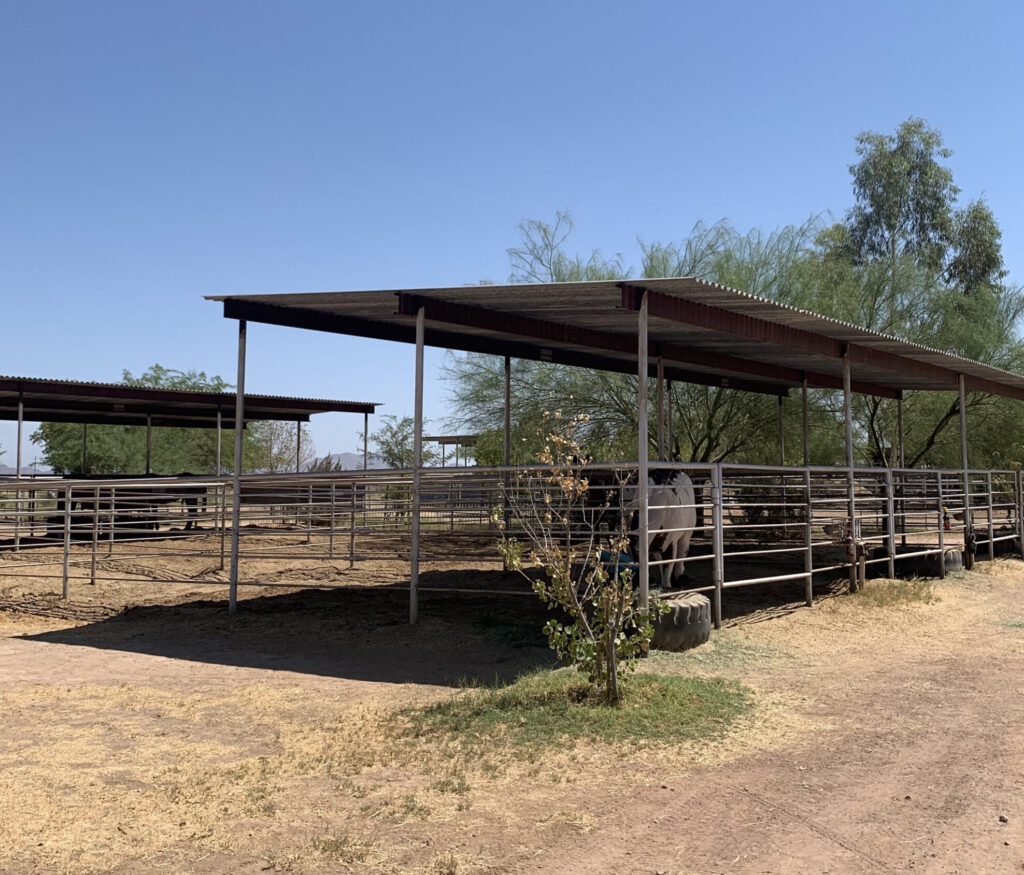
[606,632,619,705]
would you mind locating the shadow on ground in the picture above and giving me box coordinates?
[18,570,558,688]
[12,563,862,687]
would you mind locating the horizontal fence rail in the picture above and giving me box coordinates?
[0,463,1020,626]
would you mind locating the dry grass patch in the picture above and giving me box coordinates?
[265,831,379,871]
[851,576,937,607]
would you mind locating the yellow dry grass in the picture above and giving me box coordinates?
[0,555,1021,873]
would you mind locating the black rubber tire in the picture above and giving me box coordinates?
[652,592,711,652]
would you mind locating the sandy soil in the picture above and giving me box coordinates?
[0,539,1022,874]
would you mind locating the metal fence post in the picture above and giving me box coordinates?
[1017,470,1024,557]
[90,486,99,586]
[348,481,357,569]
[61,486,72,599]
[12,484,20,554]
[963,468,974,570]
[803,467,813,607]
[107,487,116,556]
[711,464,724,629]
[884,467,895,579]
[328,483,336,559]
[936,472,946,580]
[218,483,226,571]
[306,484,313,545]
[986,472,994,561]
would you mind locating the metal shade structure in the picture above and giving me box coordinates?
[208,277,1024,401]
[0,375,377,428]
[209,277,1024,619]
[425,434,478,467]
[1,374,379,498]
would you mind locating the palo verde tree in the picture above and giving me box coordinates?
[445,214,827,463]
[245,420,315,473]
[364,415,441,469]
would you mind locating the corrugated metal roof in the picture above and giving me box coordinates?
[207,278,1024,400]
[0,375,378,428]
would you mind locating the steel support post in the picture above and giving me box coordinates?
[666,379,673,460]
[637,291,650,610]
[884,467,895,578]
[897,393,906,547]
[777,395,785,466]
[229,319,247,613]
[14,394,23,551]
[959,374,973,569]
[296,422,302,473]
[843,346,857,591]
[503,356,511,466]
[801,376,809,466]
[145,416,152,475]
[410,305,425,624]
[81,423,88,475]
[503,355,512,539]
[216,409,225,569]
[363,412,369,470]
[897,394,905,468]
[656,356,665,461]
[711,464,724,628]
[937,472,946,579]
[803,467,814,606]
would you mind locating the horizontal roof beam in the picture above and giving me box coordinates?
[224,297,789,396]
[395,292,790,395]
[0,377,377,415]
[619,286,899,398]
[623,284,840,357]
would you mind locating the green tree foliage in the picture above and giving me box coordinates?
[446,216,824,463]
[366,415,440,469]
[245,420,315,473]
[811,118,1024,467]
[31,365,285,475]
[445,119,1024,470]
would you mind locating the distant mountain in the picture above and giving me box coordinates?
[0,464,51,477]
[320,452,386,471]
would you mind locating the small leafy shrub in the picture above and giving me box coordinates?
[496,412,667,705]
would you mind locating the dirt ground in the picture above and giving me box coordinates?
[0,537,1022,874]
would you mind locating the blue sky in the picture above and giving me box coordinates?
[2,0,1022,466]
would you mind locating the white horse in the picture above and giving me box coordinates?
[626,470,697,589]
